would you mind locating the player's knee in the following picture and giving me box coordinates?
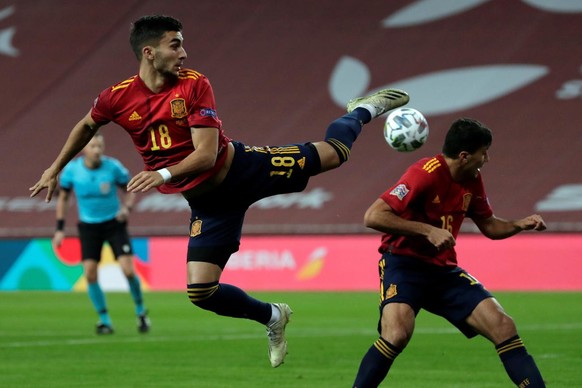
[117,255,135,277]
[84,270,98,283]
[482,311,518,344]
[496,314,518,340]
[187,281,219,307]
[380,323,412,349]
[384,329,412,350]
[379,304,415,348]
[121,268,135,278]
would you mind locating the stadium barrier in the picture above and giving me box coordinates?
[0,234,580,291]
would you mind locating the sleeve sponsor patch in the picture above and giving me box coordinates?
[200,108,217,118]
[389,184,409,201]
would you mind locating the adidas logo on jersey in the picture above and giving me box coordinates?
[129,111,142,121]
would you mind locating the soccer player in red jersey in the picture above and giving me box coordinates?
[352,118,546,387]
[29,15,409,367]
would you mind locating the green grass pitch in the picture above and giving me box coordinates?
[0,291,580,387]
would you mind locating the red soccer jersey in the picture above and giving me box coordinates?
[91,68,231,194]
[378,154,493,266]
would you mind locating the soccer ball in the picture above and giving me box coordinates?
[384,108,429,152]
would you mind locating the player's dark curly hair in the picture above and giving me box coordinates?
[442,118,492,158]
[129,15,183,60]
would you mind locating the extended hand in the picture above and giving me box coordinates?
[53,231,65,248]
[29,169,58,202]
[127,170,165,193]
[116,207,130,222]
[517,214,547,232]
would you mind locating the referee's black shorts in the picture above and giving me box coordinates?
[77,218,133,261]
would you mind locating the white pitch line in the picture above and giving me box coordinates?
[1,322,580,349]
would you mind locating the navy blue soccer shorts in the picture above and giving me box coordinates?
[378,253,493,338]
[77,218,133,261]
[185,141,321,269]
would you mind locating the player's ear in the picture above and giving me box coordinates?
[142,46,154,60]
[458,151,470,162]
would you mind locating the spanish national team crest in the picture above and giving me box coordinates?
[190,219,202,237]
[170,98,188,119]
[385,284,397,299]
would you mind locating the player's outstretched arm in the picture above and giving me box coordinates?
[473,214,546,240]
[29,111,100,202]
[514,214,547,232]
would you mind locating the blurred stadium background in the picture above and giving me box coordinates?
[1,0,581,292]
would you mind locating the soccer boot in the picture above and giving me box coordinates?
[96,323,114,335]
[346,88,409,118]
[266,303,292,368]
[137,312,151,333]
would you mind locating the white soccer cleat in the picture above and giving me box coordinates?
[346,89,409,118]
[266,303,292,368]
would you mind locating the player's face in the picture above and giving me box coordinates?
[152,31,187,77]
[460,146,489,179]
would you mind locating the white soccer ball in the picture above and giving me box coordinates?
[384,107,429,152]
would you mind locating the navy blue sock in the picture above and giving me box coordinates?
[353,337,401,388]
[324,109,369,164]
[350,107,373,124]
[188,282,272,324]
[496,335,546,387]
